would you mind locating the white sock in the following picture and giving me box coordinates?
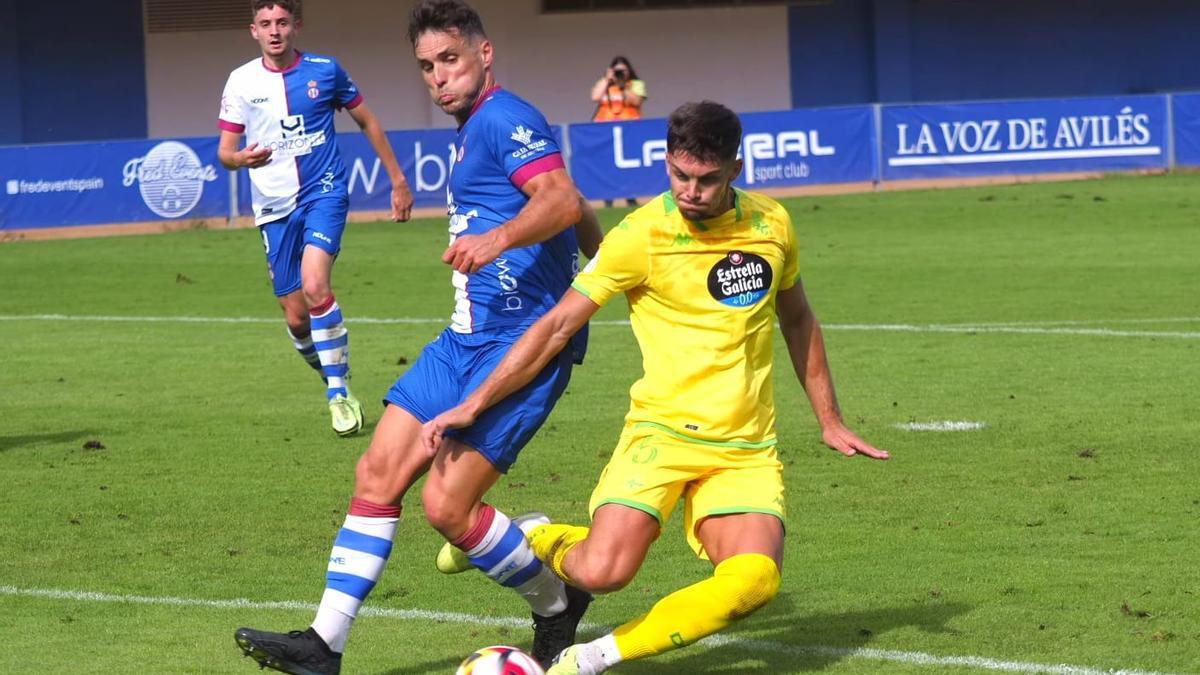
[573,634,622,675]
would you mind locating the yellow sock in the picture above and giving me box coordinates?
[528,523,590,584]
[612,553,780,661]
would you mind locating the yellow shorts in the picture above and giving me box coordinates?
[588,423,785,559]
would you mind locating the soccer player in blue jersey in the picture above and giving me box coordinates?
[218,0,414,437]
[233,2,602,673]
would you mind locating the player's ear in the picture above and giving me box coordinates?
[478,39,494,68]
[730,158,744,183]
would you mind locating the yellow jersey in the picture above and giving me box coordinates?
[572,189,800,447]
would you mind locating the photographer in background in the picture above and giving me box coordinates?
[591,56,646,122]
[591,56,646,207]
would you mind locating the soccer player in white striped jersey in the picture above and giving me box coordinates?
[217,0,413,437]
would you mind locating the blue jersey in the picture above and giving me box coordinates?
[219,52,359,225]
[446,88,586,359]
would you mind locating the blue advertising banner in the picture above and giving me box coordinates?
[0,137,227,230]
[238,127,457,216]
[568,106,877,201]
[881,95,1168,179]
[1171,93,1200,167]
[239,126,566,215]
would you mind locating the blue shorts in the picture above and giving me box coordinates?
[385,328,574,473]
[259,196,349,297]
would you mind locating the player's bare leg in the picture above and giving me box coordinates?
[533,503,658,592]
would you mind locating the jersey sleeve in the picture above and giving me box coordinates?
[334,60,364,110]
[629,79,647,98]
[218,74,247,133]
[777,206,801,291]
[571,218,650,308]
[491,104,565,189]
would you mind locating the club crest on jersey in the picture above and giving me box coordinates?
[511,125,534,144]
[307,80,319,99]
[707,251,772,308]
[509,125,548,160]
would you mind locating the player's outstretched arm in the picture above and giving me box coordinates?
[575,193,605,259]
[348,102,414,222]
[442,168,582,274]
[217,130,271,170]
[776,280,889,460]
[422,289,599,455]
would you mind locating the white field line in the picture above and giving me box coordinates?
[0,585,1169,675]
[896,421,986,431]
[939,317,1200,327]
[827,323,1200,339]
[3,314,1200,339]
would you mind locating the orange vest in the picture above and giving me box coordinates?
[593,84,642,122]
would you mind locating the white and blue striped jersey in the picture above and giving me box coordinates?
[446,87,584,361]
[218,52,361,225]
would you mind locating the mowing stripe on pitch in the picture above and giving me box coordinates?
[3,313,1200,339]
[0,585,1169,675]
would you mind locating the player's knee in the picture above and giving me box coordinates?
[419,481,470,538]
[715,553,781,619]
[302,280,331,308]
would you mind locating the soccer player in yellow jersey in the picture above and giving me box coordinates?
[423,100,889,674]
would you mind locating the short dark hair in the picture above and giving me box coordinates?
[251,0,300,21]
[407,0,488,46]
[666,101,742,164]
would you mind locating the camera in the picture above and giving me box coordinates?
[612,68,629,85]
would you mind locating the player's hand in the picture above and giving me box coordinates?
[822,422,889,460]
[421,407,478,457]
[240,143,272,168]
[391,181,414,222]
[442,230,504,274]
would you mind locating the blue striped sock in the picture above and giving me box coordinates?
[311,498,400,652]
[454,504,566,617]
[310,297,349,400]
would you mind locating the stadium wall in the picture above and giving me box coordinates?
[144,0,791,138]
[5,1,1199,144]
[788,0,1200,108]
[0,0,147,145]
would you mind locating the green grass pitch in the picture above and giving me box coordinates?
[1,173,1197,673]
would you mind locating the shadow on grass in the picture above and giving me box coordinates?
[372,594,971,674]
[0,430,98,452]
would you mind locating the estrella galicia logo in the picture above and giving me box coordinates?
[707,251,772,307]
[122,141,218,219]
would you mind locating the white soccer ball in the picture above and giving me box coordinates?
[455,645,545,675]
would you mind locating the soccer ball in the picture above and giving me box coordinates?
[455,645,545,675]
